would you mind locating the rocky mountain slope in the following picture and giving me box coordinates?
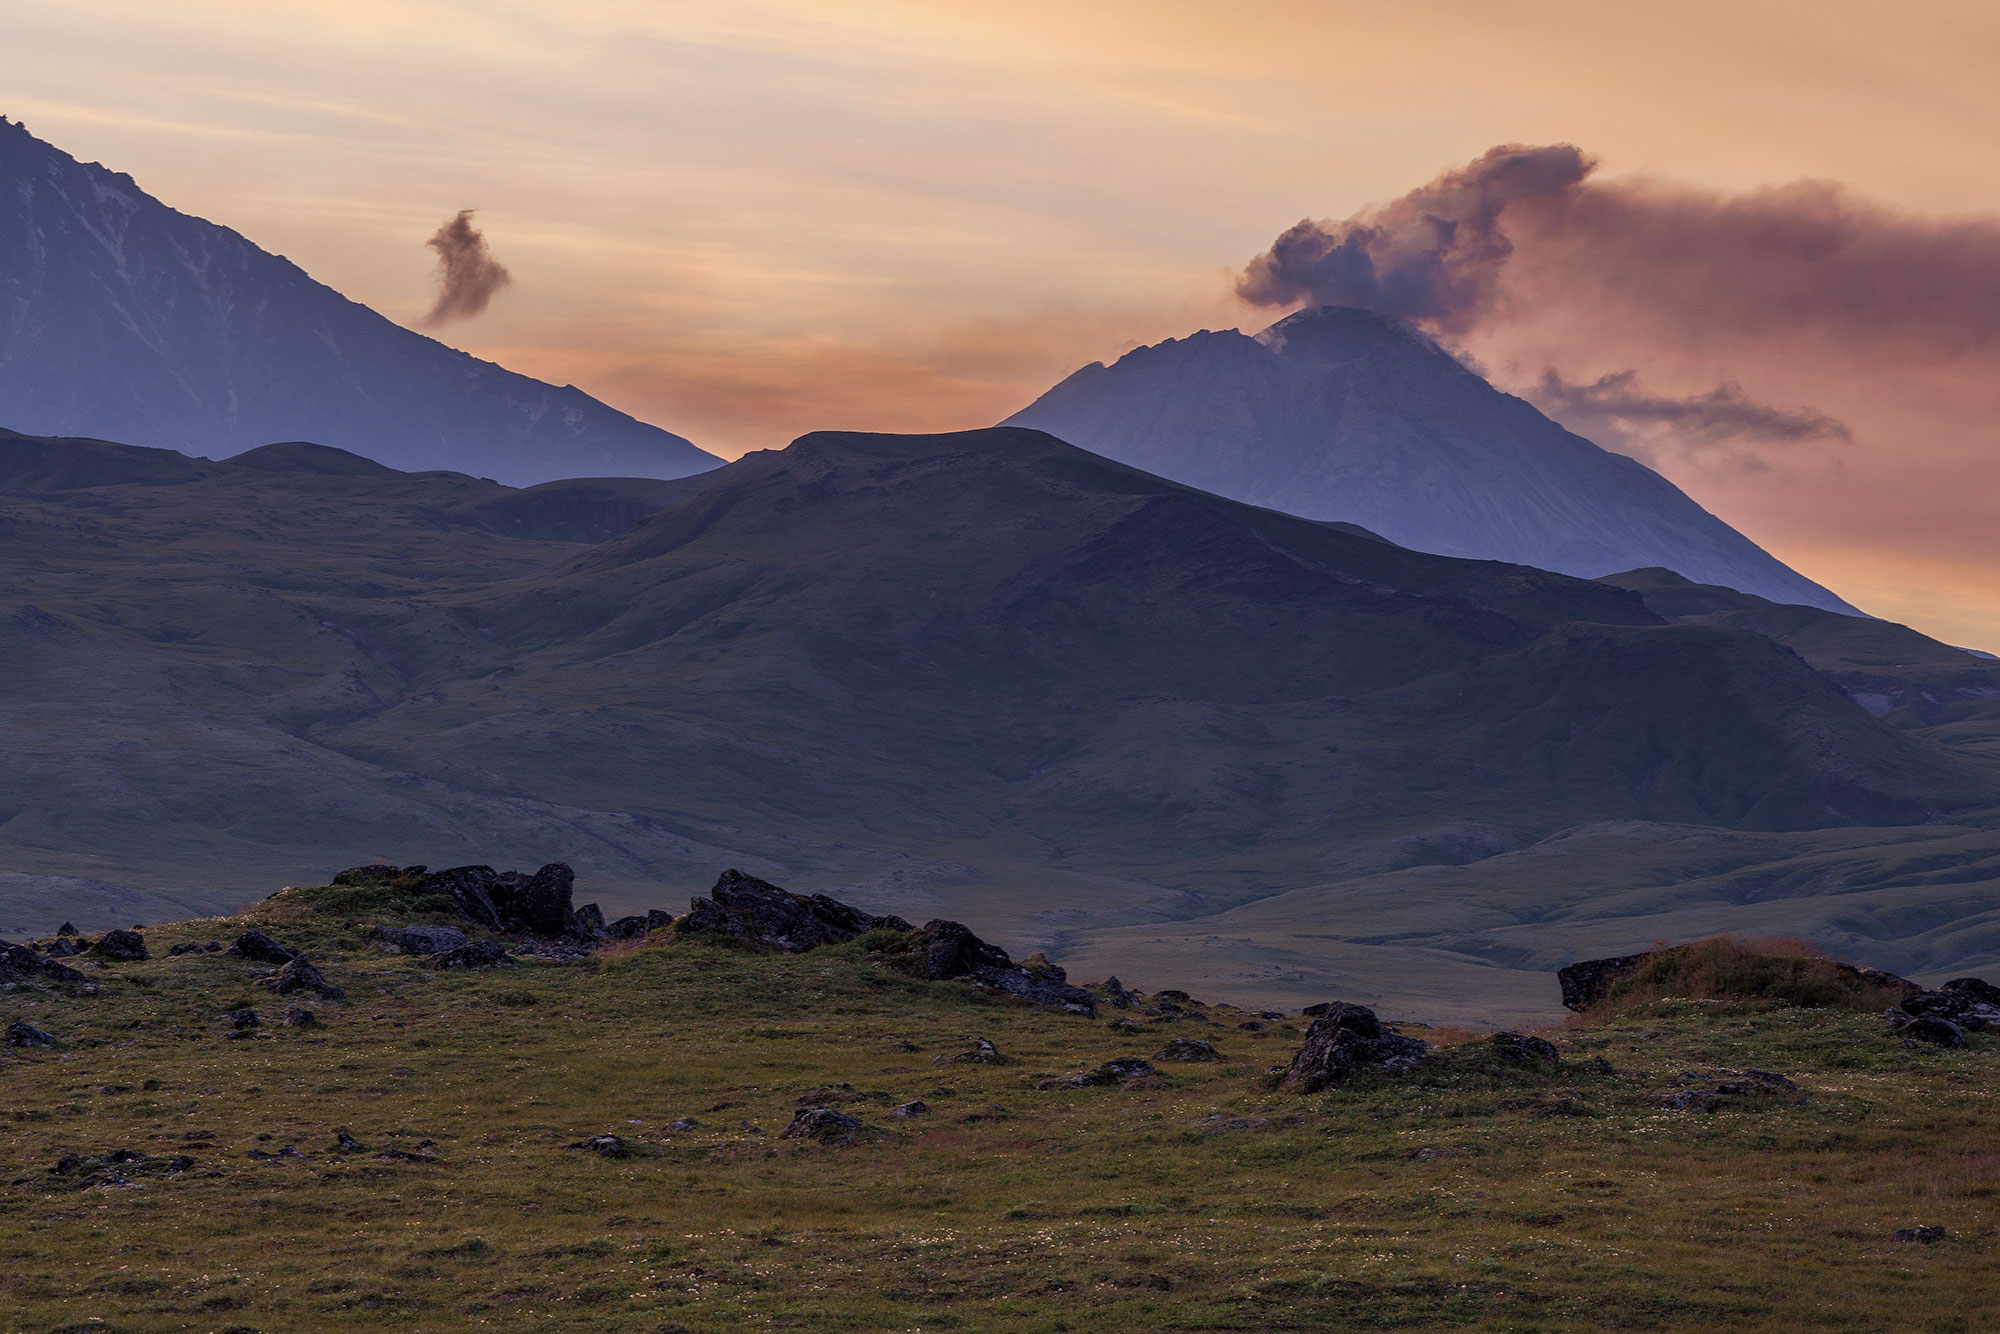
[1005,306,1858,614]
[0,117,718,485]
[1,424,1993,1016]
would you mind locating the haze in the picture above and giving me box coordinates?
[7,0,1997,645]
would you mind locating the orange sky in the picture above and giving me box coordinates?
[7,0,1998,645]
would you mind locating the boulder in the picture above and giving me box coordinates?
[680,869,912,953]
[1055,1057,1158,1088]
[1157,1037,1224,1062]
[224,1008,260,1029]
[949,1038,1008,1065]
[87,928,148,961]
[0,942,94,993]
[879,918,1098,1016]
[277,1007,317,1028]
[1894,1226,1949,1244]
[1100,975,1135,1009]
[420,866,505,932]
[365,925,468,957]
[505,864,585,938]
[7,1019,58,1048]
[429,939,515,970]
[783,1107,867,1145]
[168,942,209,957]
[575,902,606,935]
[55,922,77,937]
[888,1100,930,1119]
[1490,1032,1561,1065]
[1556,953,1653,1011]
[229,929,302,965]
[1282,1002,1429,1093]
[604,915,649,941]
[1896,979,2000,1033]
[1899,1015,1967,1048]
[267,957,346,1001]
[41,937,81,957]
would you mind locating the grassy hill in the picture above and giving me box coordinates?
[0,891,1994,1331]
[1,426,1996,1020]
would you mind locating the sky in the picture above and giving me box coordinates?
[5,0,1998,646]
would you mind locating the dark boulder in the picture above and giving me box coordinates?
[575,902,606,935]
[56,922,77,937]
[1894,1225,1949,1244]
[886,918,1015,981]
[41,937,81,957]
[1556,953,1653,1011]
[1490,1032,1561,1065]
[1054,1057,1158,1088]
[1100,975,1135,1009]
[0,942,94,993]
[1282,1002,1429,1093]
[267,957,346,1001]
[783,1106,867,1144]
[604,914,650,941]
[1158,1037,1223,1062]
[888,1100,930,1119]
[228,929,301,965]
[88,928,148,961]
[1899,1015,1967,1047]
[277,1007,317,1028]
[430,939,515,970]
[224,1008,260,1029]
[948,1038,1008,1065]
[7,1019,58,1048]
[365,925,468,957]
[498,863,586,939]
[1896,980,2000,1033]
[681,869,911,953]
[421,865,505,932]
[168,942,209,957]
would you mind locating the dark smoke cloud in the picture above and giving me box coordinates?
[421,209,511,327]
[1239,145,2000,358]
[1531,370,1851,447]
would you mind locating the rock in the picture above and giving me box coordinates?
[56,922,77,937]
[334,1129,365,1153]
[0,941,94,993]
[888,1100,930,1119]
[884,918,1015,980]
[41,937,81,957]
[277,1007,317,1028]
[429,939,515,970]
[52,1153,83,1174]
[782,1107,867,1144]
[575,902,606,936]
[7,1019,58,1048]
[1282,1002,1429,1093]
[1155,989,1197,1006]
[1893,1225,1949,1244]
[365,925,469,957]
[1054,1057,1158,1088]
[604,914,651,941]
[168,942,210,956]
[106,1148,145,1164]
[681,869,912,953]
[1100,975,1135,1009]
[420,866,505,932]
[1896,980,2000,1033]
[1900,1015,1967,1047]
[229,929,302,965]
[1490,1032,1561,1065]
[506,864,586,938]
[268,957,346,1001]
[1555,953,1653,1011]
[668,1118,699,1132]
[224,1008,261,1030]
[949,1038,1008,1065]
[1109,1018,1146,1035]
[1158,1037,1224,1062]
[1658,1089,1721,1113]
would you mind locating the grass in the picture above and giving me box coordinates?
[1595,937,1917,1015]
[1,887,1997,1330]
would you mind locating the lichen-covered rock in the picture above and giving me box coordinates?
[1282,1002,1428,1093]
[1157,1037,1223,1062]
[7,1019,58,1048]
[680,869,911,953]
[429,939,515,970]
[783,1106,867,1144]
[229,929,302,965]
[365,925,468,957]
[1490,1032,1561,1065]
[267,957,346,1001]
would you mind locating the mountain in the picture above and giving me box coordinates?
[1004,306,1859,615]
[2,424,1993,1019]
[0,117,720,485]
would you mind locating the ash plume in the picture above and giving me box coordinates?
[421,209,511,328]
[1532,371,1851,446]
[1239,145,2000,358]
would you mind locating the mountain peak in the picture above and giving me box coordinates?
[1252,305,1446,366]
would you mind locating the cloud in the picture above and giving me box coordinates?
[1531,369,1850,446]
[420,209,511,327]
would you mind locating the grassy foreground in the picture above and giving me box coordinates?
[2,890,1996,1332]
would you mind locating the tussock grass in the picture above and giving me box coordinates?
[1599,936,1915,1014]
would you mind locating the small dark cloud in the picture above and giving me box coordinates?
[421,209,511,328]
[1531,370,1851,446]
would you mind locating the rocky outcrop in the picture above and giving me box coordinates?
[267,956,346,1001]
[1282,1002,1428,1093]
[605,909,676,941]
[1490,1032,1561,1066]
[878,919,1098,1016]
[1556,953,1653,1011]
[1894,977,2000,1033]
[418,862,591,939]
[365,925,468,956]
[679,870,912,953]
[88,928,149,961]
[7,1019,58,1047]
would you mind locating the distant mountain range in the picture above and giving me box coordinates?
[1006,306,1860,615]
[0,117,719,485]
[3,423,1995,1018]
